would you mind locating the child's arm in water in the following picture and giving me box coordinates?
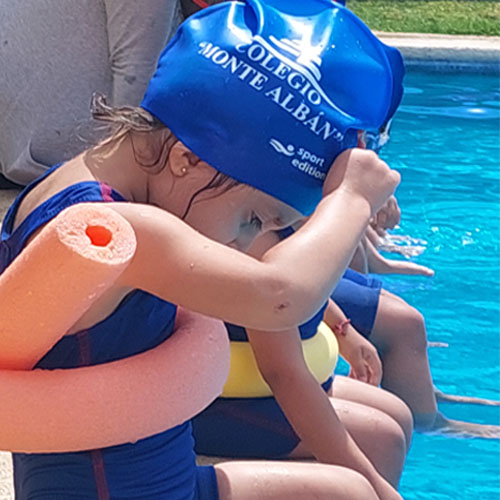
[362,234,434,276]
[348,196,433,276]
[114,149,399,331]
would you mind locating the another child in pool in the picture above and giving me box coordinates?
[0,1,403,499]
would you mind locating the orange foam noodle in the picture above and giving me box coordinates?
[0,204,230,452]
[0,203,136,369]
[0,308,229,453]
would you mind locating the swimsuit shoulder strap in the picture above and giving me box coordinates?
[0,170,126,269]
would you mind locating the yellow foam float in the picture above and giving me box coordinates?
[222,321,338,398]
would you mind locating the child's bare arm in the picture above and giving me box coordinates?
[349,239,369,274]
[247,326,400,500]
[115,149,399,330]
[364,234,434,276]
[112,192,366,330]
[324,299,382,386]
[365,224,383,247]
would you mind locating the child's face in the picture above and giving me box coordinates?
[146,139,302,252]
[183,183,302,252]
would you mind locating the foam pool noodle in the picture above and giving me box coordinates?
[0,307,229,453]
[0,204,137,370]
[0,204,230,452]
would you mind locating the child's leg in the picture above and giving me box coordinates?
[370,289,437,429]
[288,399,407,487]
[215,461,380,500]
[329,376,413,449]
[371,290,500,438]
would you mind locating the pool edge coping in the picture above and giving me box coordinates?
[376,32,500,73]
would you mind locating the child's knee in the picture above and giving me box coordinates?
[390,396,414,449]
[394,304,427,352]
[333,468,379,500]
[375,412,408,461]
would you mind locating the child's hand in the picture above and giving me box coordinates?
[372,195,401,231]
[323,149,400,216]
[377,258,435,277]
[337,326,382,386]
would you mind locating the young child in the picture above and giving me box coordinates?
[320,129,500,437]
[255,131,500,438]
[1,1,403,499]
[192,229,412,497]
[333,153,500,436]
[334,232,500,437]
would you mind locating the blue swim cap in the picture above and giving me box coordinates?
[142,0,404,215]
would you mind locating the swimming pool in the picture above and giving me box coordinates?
[338,70,500,499]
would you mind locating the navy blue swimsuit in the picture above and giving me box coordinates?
[0,166,218,500]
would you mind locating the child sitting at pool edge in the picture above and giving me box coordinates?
[0,1,403,499]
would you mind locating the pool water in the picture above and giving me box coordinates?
[337,70,500,499]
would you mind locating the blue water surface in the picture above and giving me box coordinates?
[341,71,500,499]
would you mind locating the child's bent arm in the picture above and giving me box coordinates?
[112,189,372,331]
[246,327,400,500]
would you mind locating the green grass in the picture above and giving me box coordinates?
[348,1,500,36]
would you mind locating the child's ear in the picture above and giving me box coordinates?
[169,142,199,177]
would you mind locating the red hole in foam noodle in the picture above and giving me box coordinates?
[86,225,112,247]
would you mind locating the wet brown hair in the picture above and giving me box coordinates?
[89,93,240,217]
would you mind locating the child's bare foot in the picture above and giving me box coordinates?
[434,388,500,407]
[428,341,449,348]
[426,413,500,439]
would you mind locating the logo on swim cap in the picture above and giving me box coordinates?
[269,139,327,181]
[198,37,345,144]
[141,0,404,215]
[269,138,295,156]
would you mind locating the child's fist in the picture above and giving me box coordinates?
[323,149,400,216]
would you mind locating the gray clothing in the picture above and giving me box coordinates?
[0,0,182,184]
